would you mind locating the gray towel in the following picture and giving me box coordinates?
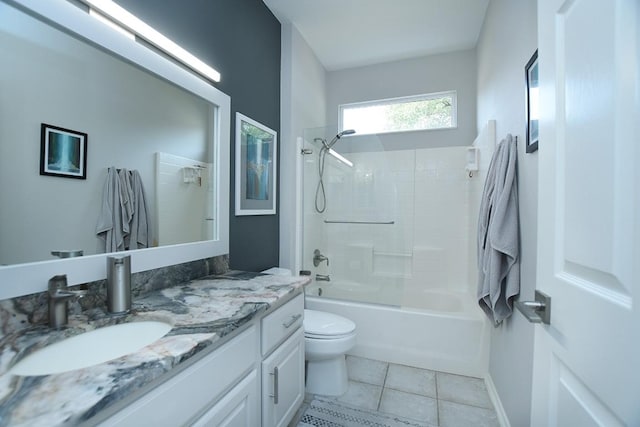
[96,167,126,252]
[96,168,152,252]
[477,134,520,325]
[118,168,134,235]
[128,170,152,249]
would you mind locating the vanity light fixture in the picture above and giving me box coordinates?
[83,0,221,83]
[88,8,134,40]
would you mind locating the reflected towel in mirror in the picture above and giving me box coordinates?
[96,167,152,252]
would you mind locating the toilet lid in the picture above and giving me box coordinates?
[304,309,356,338]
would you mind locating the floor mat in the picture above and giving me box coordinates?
[298,397,435,427]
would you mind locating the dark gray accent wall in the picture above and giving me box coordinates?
[115,0,281,272]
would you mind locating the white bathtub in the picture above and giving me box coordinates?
[304,289,490,378]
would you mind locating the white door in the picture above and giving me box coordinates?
[532,0,640,425]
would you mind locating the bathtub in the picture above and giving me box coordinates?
[304,287,490,378]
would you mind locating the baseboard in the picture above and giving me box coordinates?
[484,374,511,427]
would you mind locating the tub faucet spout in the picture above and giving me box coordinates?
[316,274,331,282]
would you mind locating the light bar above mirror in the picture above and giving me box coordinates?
[82,0,221,83]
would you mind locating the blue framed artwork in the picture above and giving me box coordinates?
[40,123,88,179]
[235,112,277,215]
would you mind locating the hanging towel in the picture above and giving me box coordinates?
[477,134,520,326]
[118,168,134,236]
[128,170,152,249]
[96,167,126,252]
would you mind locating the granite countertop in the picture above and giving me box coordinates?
[0,272,309,426]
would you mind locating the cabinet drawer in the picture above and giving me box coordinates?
[261,294,304,356]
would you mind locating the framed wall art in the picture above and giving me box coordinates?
[525,49,539,153]
[40,123,88,179]
[235,112,277,216]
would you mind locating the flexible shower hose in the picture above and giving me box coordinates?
[315,146,328,213]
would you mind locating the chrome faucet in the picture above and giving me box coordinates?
[313,249,329,267]
[48,275,86,328]
[316,274,331,282]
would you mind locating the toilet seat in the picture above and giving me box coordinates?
[304,309,356,339]
[305,330,356,340]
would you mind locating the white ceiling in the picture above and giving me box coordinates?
[263,0,490,71]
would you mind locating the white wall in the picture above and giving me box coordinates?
[476,0,538,425]
[326,50,477,150]
[279,23,328,273]
[0,7,210,265]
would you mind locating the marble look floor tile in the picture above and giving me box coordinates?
[438,400,499,427]
[332,380,383,411]
[379,388,438,425]
[346,355,389,386]
[436,372,493,408]
[384,363,437,398]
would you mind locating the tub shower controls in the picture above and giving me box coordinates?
[313,249,329,267]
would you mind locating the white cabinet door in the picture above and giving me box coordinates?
[532,0,640,425]
[192,370,259,427]
[262,328,304,427]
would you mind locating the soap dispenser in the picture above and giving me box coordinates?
[107,255,131,314]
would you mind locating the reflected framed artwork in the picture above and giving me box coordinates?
[235,112,277,215]
[40,123,88,179]
[525,49,539,153]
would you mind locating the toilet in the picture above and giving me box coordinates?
[304,309,357,396]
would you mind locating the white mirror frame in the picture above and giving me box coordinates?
[0,0,230,300]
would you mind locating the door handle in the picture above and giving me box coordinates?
[515,290,551,324]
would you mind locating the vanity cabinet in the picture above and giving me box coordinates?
[260,294,305,427]
[98,293,304,427]
[98,325,259,427]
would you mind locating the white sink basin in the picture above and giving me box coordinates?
[11,321,173,376]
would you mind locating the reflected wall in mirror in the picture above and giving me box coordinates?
[0,2,216,265]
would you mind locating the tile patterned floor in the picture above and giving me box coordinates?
[298,355,500,427]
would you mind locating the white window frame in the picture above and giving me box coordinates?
[338,90,458,136]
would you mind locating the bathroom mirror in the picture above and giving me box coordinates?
[0,0,230,299]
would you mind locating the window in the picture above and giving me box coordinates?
[339,91,457,136]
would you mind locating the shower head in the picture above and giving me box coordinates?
[325,129,356,149]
